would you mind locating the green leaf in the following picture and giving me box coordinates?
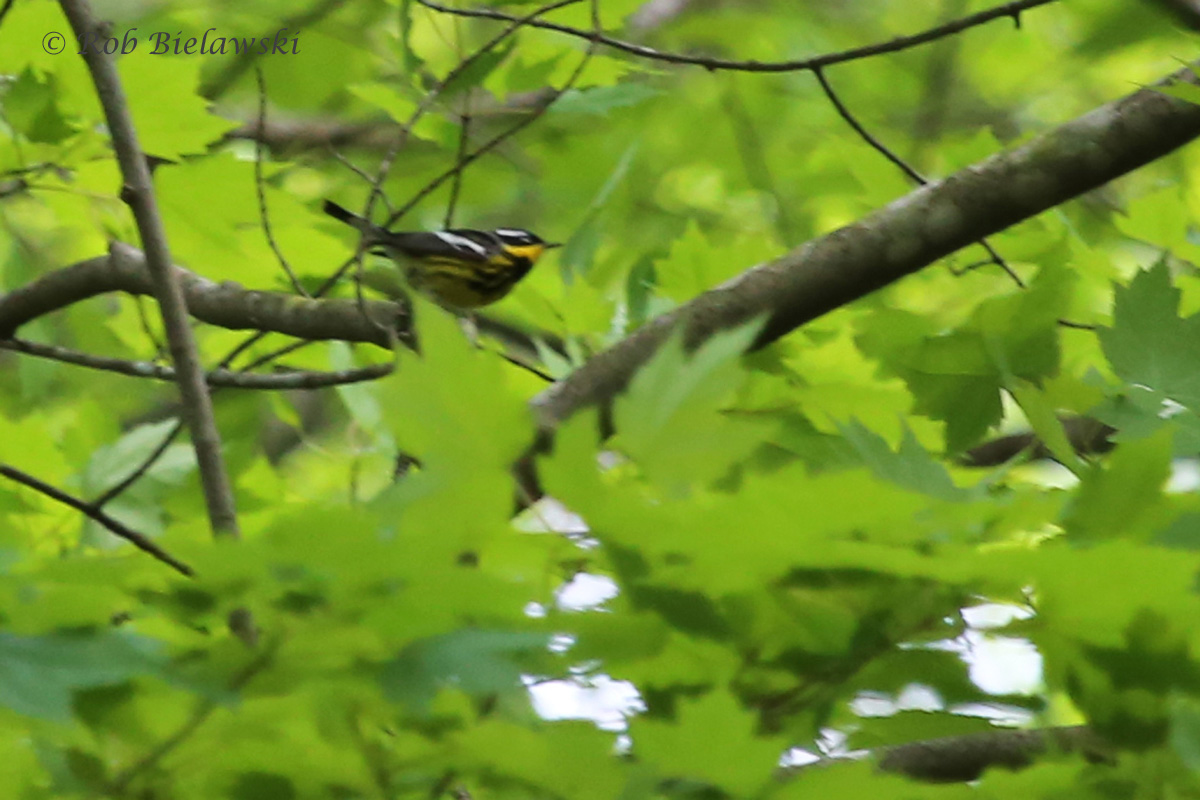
[653,220,778,302]
[120,54,237,158]
[440,40,516,98]
[612,319,768,488]
[774,757,945,799]
[1062,422,1173,543]
[1099,260,1200,410]
[380,302,530,472]
[1171,696,1200,773]
[633,690,783,795]
[551,84,664,116]
[561,142,639,279]
[229,772,297,800]
[396,0,424,76]
[841,420,968,501]
[379,629,551,711]
[857,267,1069,451]
[1010,381,1085,476]
[849,710,998,751]
[1157,79,1200,108]
[0,632,166,721]
[2,69,75,144]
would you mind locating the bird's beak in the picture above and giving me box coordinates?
[545,242,564,249]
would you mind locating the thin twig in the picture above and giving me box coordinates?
[812,66,1024,289]
[368,0,585,226]
[237,338,318,372]
[1055,318,1096,330]
[94,420,185,509]
[498,351,554,382]
[133,296,167,359]
[415,0,1059,73]
[0,463,193,576]
[334,0,585,341]
[386,47,598,228]
[253,65,309,297]
[444,113,472,228]
[0,338,392,389]
[330,147,393,203]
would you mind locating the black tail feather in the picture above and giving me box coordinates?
[322,200,383,241]
[322,199,359,225]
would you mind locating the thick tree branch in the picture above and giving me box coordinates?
[960,417,1115,467]
[874,724,1111,782]
[59,0,241,540]
[0,244,558,366]
[812,66,1022,288]
[529,62,1200,438]
[0,243,403,347]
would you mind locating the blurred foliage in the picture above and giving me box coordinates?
[3,0,1200,797]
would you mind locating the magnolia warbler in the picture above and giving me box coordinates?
[323,200,560,310]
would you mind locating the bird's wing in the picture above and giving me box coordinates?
[385,229,497,263]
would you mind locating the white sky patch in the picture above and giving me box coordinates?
[557,573,619,611]
[960,630,1044,696]
[851,684,943,717]
[961,602,1034,629]
[1169,460,1200,492]
[527,674,645,731]
[514,496,590,535]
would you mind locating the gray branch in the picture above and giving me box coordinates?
[59,0,242,540]
[0,243,403,346]
[530,62,1200,437]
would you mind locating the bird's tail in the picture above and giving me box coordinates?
[323,200,385,242]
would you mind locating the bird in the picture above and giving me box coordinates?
[322,200,560,310]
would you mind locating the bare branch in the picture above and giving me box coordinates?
[0,244,406,347]
[415,0,1059,74]
[228,118,398,151]
[385,44,598,228]
[960,417,1115,467]
[0,245,557,363]
[59,0,241,538]
[0,463,193,577]
[253,65,309,297]
[368,0,584,226]
[875,725,1111,782]
[0,338,393,389]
